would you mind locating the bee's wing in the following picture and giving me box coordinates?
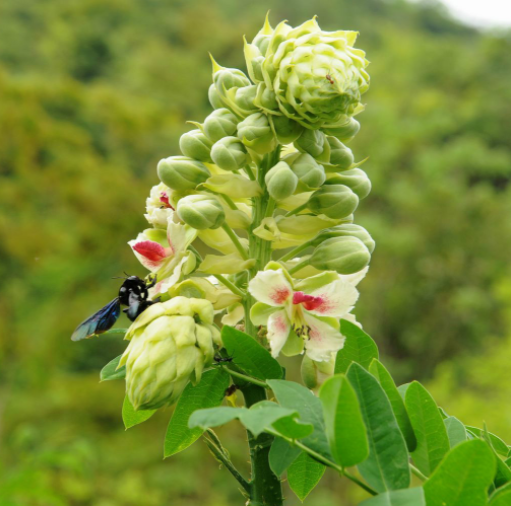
[71,298,121,341]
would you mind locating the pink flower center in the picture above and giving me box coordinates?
[159,192,174,210]
[292,291,325,311]
[132,241,167,262]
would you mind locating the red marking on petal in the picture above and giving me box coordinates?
[159,192,174,209]
[132,241,167,262]
[293,291,325,311]
[270,287,292,305]
[274,313,288,333]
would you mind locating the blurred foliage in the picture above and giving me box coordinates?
[1,0,510,504]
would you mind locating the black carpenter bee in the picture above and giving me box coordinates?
[71,275,157,341]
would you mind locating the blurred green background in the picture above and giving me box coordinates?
[1,0,511,504]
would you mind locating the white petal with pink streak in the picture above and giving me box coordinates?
[248,269,293,307]
[304,313,346,362]
[267,309,292,358]
[307,279,359,317]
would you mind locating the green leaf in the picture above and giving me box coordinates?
[443,416,467,448]
[164,368,229,458]
[269,438,301,477]
[287,452,326,501]
[319,374,368,467]
[489,482,511,506]
[360,487,425,506]
[335,319,379,374]
[188,401,297,437]
[405,381,450,476]
[271,413,314,440]
[122,396,156,429]
[347,363,410,492]
[268,379,332,459]
[480,427,511,489]
[423,439,496,506]
[466,426,509,457]
[369,359,416,452]
[397,383,411,401]
[221,326,283,380]
[100,355,126,382]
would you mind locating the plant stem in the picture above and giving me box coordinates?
[202,433,251,494]
[215,274,246,298]
[242,385,283,506]
[221,223,249,260]
[264,197,276,218]
[222,366,268,389]
[266,429,378,496]
[221,194,239,211]
[279,241,311,262]
[244,165,256,181]
[238,146,283,506]
[284,202,308,217]
[287,257,310,275]
[410,463,427,481]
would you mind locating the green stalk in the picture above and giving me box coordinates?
[244,164,256,181]
[222,366,268,389]
[279,241,312,262]
[240,147,283,506]
[221,223,249,260]
[242,385,283,506]
[284,202,308,217]
[288,257,311,275]
[202,433,251,494]
[215,274,246,298]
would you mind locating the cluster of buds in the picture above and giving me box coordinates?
[113,15,373,407]
[120,297,221,410]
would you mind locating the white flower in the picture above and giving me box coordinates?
[128,218,197,295]
[144,183,176,229]
[249,268,361,361]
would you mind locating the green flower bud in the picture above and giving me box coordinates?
[120,297,221,410]
[244,14,273,83]
[310,224,375,253]
[237,112,277,154]
[257,18,369,129]
[204,108,238,142]
[269,115,304,144]
[326,169,371,199]
[301,354,335,390]
[322,117,361,141]
[254,83,279,113]
[157,156,211,191]
[179,129,213,162]
[251,56,265,82]
[233,85,258,116]
[325,137,354,170]
[294,129,326,158]
[286,153,326,190]
[310,236,371,275]
[208,84,224,109]
[308,184,359,219]
[210,136,248,172]
[213,66,251,92]
[177,195,225,230]
[265,161,298,201]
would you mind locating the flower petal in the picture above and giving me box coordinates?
[221,304,245,326]
[129,238,172,272]
[248,269,293,307]
[341,266,368,287]
[307,279,359,317]
[267,309,292,358]
[250,302,279,326]
[303,313,345,362]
